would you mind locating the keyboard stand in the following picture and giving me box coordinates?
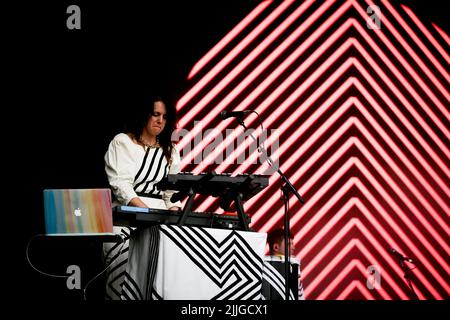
[177,190,249,231]
[171,171,252,231]
[176,190,249,231]
[177,187,195,226]
[177,172,216,227]
[234,192,249,231]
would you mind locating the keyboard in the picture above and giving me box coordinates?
[112,206,249,230]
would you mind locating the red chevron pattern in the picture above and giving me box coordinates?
[174,0,450,299]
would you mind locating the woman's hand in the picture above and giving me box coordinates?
[128,197,149,208]
[168,206,181,211]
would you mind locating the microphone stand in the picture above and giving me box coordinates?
[235,116,304,301]
[399,259,419,300]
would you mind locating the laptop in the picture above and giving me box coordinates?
[43,188,114,236]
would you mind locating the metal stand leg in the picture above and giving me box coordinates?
[234,193,249,231]
[177,188,195,226]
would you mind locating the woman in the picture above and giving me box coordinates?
[103,95,182,300]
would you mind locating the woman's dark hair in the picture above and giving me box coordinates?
[127,95,178,161]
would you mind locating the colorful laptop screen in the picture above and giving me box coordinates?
[44,189,113,235]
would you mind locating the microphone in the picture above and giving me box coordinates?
[220,110,252,120]
[389,247,414,263]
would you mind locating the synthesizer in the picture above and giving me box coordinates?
[112,205,249,230]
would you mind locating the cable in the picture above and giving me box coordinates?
[26,234,69,278]
[26,233,126,300]
[251,110,263,131]
[252,109,273,170]
[251,110,265,151]
[83,234,126,300]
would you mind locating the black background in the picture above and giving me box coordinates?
[5,0,449,305]
[11,0,261,301]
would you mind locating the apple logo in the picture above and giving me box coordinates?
[74,208,82,216]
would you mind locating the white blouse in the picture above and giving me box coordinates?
[104,133,182,209]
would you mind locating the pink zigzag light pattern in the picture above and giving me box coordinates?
[176,0,450,299]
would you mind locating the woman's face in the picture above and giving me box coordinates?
[146,101,167,138]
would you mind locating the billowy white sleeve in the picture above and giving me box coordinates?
[104,133,138,205]
[163,144,183,209]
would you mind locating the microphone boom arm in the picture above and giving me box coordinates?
[237,118,304,204]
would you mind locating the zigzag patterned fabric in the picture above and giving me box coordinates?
[103,226,133,300]
[121,226,160,300]
[105,225,267,300]
[262,256,305,300]
[153,225,267,300]
[103,226,160,300]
